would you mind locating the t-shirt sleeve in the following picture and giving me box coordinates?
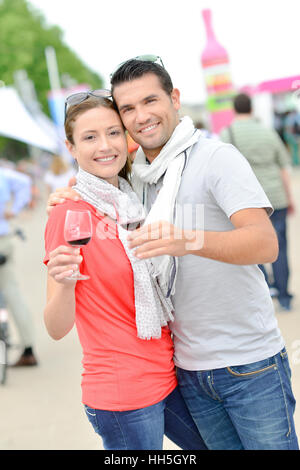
[43,203,69,265]
[207,144,273,218]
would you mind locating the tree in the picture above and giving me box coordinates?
[0,0,103,159]
[0,0,103,112]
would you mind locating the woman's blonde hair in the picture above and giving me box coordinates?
[64,96,131,182]
[50,155,69,175]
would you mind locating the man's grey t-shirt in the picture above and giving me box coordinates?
[156,137,284,370]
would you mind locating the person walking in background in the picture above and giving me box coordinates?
[194,121,219,140]
[0,166,38,366]
[44,93,206,451]
[283,109,300,166]
[220,93,296,311]
[44,154,76,194]
[16,158,41,209]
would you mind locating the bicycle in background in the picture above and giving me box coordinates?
[0,291,9,384]
[0,228,26,385]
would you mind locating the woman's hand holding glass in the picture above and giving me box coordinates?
[47,245,83,285]
[48,210,92,283]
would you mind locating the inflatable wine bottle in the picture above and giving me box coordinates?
[201,9,235,133]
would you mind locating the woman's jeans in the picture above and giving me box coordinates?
[177,348,299,450]
[84,386,207,450]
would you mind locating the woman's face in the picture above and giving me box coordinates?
[66,106,128,187]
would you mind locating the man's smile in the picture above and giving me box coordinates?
[139,122,160,134]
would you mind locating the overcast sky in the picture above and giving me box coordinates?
[28,0,300,104]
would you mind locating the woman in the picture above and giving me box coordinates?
[44,154,76,194]
[44,92,206,451]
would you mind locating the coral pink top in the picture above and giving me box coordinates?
[44,200,177,411]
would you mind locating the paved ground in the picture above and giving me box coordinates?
[0,169,300,450]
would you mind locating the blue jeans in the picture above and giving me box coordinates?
[177,348,298,450]
[259,208,293,309]
[84,386,207,450]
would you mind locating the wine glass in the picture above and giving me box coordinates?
[64,210,92,280]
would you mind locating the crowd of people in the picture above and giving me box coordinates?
[1,56,299,451]
[274,109,300,166]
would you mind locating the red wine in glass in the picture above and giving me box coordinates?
[67,236,91,246]
[64,210,92,280]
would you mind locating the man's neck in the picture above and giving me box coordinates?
[144,147,163,164]
[235,113,252,121]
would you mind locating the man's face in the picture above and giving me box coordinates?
[113,73,181,162]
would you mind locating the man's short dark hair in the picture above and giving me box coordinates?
[233,93,252,114]
[110,59,174,97]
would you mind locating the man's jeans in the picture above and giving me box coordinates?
[259,208,293,309]
[177,348,298,450]
[84,386,207,450]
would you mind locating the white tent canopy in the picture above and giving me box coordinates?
[0,86,59,153]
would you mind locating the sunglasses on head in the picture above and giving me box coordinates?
[110,54,165,79]
[64,89,112,122]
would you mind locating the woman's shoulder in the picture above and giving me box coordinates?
[45,200,98,248]
[47,200,116,240]
[49,199,95,219]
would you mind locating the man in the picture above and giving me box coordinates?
[220,93,295,311]
[0,166,38,366]
[49,58,298,450]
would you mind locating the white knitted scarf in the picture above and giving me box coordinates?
[73,167,174,340]
[131,116,200,297]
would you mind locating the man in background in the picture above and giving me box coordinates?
[0,165,38,365]
[220,93,295,311]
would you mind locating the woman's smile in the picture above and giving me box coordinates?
[94,155,118,164]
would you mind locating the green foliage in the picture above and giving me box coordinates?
[0,0,103,114]
[0,0,103,161]
[0,136,28,162]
